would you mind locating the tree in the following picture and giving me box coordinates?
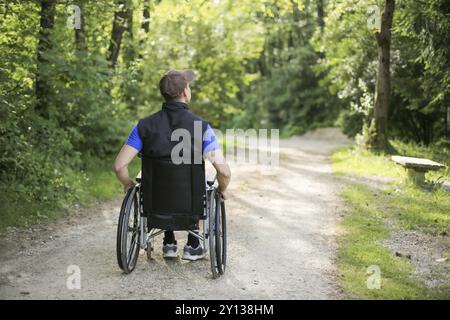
[236,0,339,134]
[394,0,450,143]
[36,0,56,116]
[74,0,87,52]
[108,0,129,68]
[371,0,395,150]
[142,0,150,34]
[316,0,325,33]
[123,0,135,63]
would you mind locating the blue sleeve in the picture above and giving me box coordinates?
[125,125,143,152]
[203,124,220,154]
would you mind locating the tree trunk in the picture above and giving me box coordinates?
[141,0,150,33]
[317,0,325,32]
[290,0,304,46]
[446,106,450,137]
[124,2,135,63]
[258,44,268,77]
[107,0,128,68]
[372,0,395,150]
[35,0,57,116]
[316,0,325,59]
[75,0,87,52]
[138,0,152,60]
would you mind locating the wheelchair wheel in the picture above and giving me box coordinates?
[209,189,227,278]
[215,193,227,275]
[208,189,219,279]
[116,186,140,274]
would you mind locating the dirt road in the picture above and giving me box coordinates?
[0,128,352,299]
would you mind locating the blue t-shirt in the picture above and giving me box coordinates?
[125,124,219,154]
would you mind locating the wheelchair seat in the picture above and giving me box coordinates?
[140,157,206,231]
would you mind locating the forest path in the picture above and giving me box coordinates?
[0,128,352,299]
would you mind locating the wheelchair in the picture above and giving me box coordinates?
[116,158,227,279]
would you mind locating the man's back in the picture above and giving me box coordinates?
[137,101,210,161]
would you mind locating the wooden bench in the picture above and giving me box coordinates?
[391,156,445,185]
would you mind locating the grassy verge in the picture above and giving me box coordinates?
[79,155,140,201]
[0,155,140,234]
[332,140,450,182]
[332,142,450,299]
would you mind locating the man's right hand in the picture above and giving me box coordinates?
[124,181,136,193]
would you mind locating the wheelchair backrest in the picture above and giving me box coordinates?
[141,157,206,217]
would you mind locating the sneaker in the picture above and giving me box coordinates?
[182,244,205,261]
[162,243,178,258]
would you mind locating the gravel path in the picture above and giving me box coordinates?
[0,128,352,299]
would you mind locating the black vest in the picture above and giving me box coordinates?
[137,101,209,162]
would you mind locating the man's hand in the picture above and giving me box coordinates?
[220,190,229,201]
[124,181,136,194]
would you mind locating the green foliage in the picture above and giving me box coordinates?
[0,1,128,228]
[395,0,450,114]
[335,108,365,137]
[312,0,378,133]
[316,0,450,144]
[237,46,340,135]
[136,0,265,127]
[358,118,378,149]
[1,0,449,230]
[235,0,340,134]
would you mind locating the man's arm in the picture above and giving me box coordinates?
[114,144,139,193]
[205,149,231,198]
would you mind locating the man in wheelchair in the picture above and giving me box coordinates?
[113,70,231,262]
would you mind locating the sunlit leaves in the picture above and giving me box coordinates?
[136,0,265,126]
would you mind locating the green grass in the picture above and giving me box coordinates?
[332,147,404,179]
[385,185,450,235]
[338,184,450,299]
[0,194,58,233]
[332,139,450,182]
[333,142,450,299]
[80,155,141,201]
[0,155,141,233]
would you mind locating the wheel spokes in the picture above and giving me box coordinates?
[127,233,137,263]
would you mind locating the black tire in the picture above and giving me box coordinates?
[208,189,220,279]
[116,191,128,270]
[116,186,140,274]
[216,193,227,275]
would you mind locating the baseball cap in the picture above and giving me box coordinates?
[159,69,196,101]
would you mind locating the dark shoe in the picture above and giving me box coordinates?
[182,244,205,261]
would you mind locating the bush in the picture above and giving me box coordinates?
[335,109,365,138]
